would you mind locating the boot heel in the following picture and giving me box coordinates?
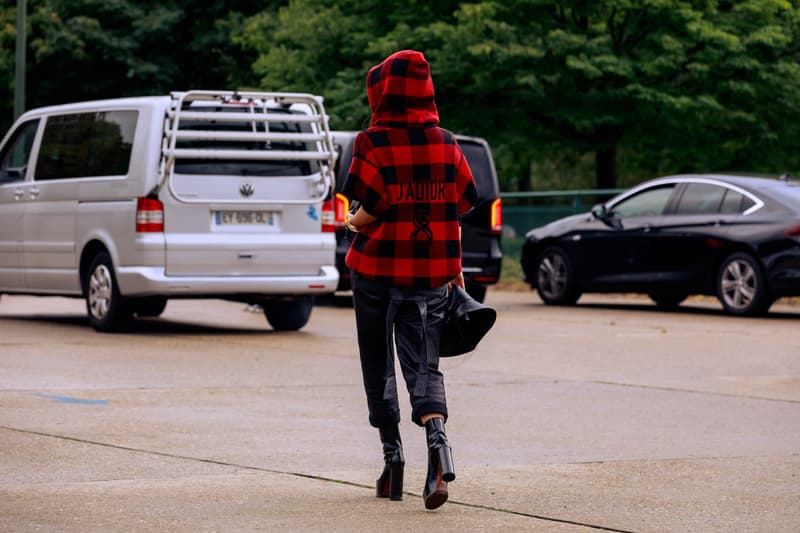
[438,445,455,482]
[376,465,391,498]
[389,462,404,500]
[376,425,404,500]
[376,460,404,500]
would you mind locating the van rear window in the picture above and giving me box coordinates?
[36,111,137,180]
[173,107,319,177]
[459,140,498,201]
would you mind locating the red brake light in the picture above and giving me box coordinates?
[136,197,164,232]
[786,224,800,237]
[490,198,503,235]
[322,193,350,232]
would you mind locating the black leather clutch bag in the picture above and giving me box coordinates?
[439,286,497,357]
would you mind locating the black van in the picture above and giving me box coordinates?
[323,131,502,302]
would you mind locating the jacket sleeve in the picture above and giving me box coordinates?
[455,149,478,215]
[340,133,390,216]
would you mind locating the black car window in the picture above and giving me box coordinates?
[36,111,137,180]
[459,140,497,201]
[676,182,728,214]
[719,189,755,214]
[610,184,675,217]
[0,119,39,183]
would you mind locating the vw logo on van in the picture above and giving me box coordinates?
[240,183,254,197]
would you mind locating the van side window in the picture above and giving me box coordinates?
[35,111,138,180]
[0,119,40,183]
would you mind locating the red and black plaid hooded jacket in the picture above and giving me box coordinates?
[342,49,478,288]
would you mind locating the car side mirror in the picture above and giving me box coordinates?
[591,203,623,229]
[591,203,608,219]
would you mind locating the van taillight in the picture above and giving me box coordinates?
[787,224,800,237]
[490,198,503,235]
[322,193,349,232]
[136,197,164,232]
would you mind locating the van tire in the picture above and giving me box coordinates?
[85,252,132,332]
[263,296,313,331]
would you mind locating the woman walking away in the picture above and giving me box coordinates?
[342,49,478,510]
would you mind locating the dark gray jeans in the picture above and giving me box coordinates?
[351,273,449,427]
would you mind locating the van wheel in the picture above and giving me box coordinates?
[263,296,313,331]
[85,252,132,332]
[717,252,770,316]
[133,296,168,317]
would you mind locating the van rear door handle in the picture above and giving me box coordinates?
[29,187,40,198]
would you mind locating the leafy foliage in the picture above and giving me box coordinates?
[2,0,799,189]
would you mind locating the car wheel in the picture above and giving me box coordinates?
[132,296,168,317]
[535,246,581,305]
[716,252,771,316]
[465,283,487,303]
[263,296,314,331]
[648,291,688,309]
[85,252,132,332]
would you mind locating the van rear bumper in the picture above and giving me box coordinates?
[116,265,339,296]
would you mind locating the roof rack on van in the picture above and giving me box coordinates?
[158,90,336,204]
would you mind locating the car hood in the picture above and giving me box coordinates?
[525,212,590,240]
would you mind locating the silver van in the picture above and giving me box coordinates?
[0,90,339,331]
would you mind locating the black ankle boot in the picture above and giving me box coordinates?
[423,418,455,510]
[376,425,404,500]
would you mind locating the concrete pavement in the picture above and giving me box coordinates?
[1,291,798,532]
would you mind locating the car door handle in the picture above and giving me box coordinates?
[28,187,40,199]
[14,188,24,200]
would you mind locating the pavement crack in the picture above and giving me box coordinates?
[462,374,800,405]
[2,425,635,532]
[585,379,800,404]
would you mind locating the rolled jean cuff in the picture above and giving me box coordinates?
[412,402,448,427]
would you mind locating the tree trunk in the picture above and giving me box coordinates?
[518,163,532,191]
[595,144,617,189]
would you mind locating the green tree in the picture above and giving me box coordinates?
[3,0,799,190]
[237,0,800,190]
[234,0,467,128]
[422,0,800,189]
[0,0,263,131]
[0,3,23,131]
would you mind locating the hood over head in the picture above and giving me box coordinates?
[366,49,439,127]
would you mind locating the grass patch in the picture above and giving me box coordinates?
[496,237,529,290]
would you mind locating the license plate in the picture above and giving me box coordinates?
[215,210,276,226]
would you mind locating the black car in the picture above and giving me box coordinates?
[323,131,503,302]
[520,174,800,316]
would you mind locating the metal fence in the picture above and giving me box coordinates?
[499,188,624,262]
